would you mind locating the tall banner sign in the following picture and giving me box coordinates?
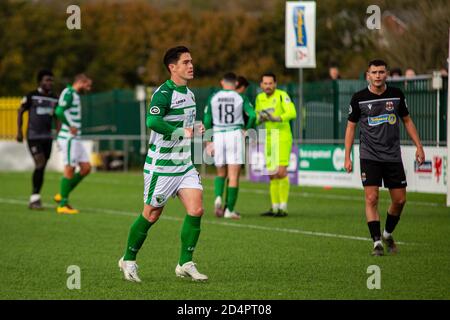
[285,1,316,68]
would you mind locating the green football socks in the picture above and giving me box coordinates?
[179,215,201,265]
[59,177,71,206]
[69,172,85,193]
[226,187,239,212]
[214,176,226,198]
[124,214,153,261]
[59,173,86,207]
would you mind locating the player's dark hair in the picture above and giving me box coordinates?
[37,69,53,83]
[222,72,237,83]
[236,76,249,89]
[368,59,388,69]
[163,46,190,72]
[261,72,276,82]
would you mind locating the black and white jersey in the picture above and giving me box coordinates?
[348,85,409,162]
[21,88,58,140]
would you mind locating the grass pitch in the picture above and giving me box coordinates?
[0,171,449,300]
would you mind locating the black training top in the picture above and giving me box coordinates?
[348,85,409,162]
[21,88,58,140]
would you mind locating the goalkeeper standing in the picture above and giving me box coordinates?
[255,73,297,217]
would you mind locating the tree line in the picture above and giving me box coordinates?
[0,0,448,95]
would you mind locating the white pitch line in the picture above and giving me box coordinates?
[15,174,444,208]
[0,197,414,245]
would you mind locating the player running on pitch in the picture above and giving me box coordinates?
[119,46,208,283]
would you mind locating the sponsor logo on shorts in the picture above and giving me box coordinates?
[361,172,367,182]
[149,106,160,115]
[155,194,166,204]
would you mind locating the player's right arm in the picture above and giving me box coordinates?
[16,94,31,142]
[55,89,77,135]
[203,95,213,130]
[146,91,191,138]
[254,94,268,125]
[344,96,360,173]
[242,95,256,129]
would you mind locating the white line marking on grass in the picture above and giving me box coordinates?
[0,197,415,245]
[40,175,447,208]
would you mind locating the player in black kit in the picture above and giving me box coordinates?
[344,60,425,256]
[17,70,59,210]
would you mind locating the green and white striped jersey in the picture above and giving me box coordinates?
[144,79,196,176]
[56,85,81,139]
[204,89,256,132]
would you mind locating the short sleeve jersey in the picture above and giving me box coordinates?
[21,88,58,140]
[56,85,82,139]
[348,85,409,162]
[205,89,252,132]
[144,79,196,176]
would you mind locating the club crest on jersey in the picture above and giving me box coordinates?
[149,106,160,115]
[385,101,394,112]
[155,194,166,204]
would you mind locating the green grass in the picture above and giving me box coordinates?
[0,171,449,300]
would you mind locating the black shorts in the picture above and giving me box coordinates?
[360,159,407,189]
[27,139,53,160]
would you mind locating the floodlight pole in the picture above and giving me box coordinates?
[298,68,303,142]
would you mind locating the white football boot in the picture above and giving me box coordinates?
[224,208,241,220]
[214,196,224,217]
[118,257,141,283]
[175,261,208,281]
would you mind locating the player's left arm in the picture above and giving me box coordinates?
[55,91,73,127]
[203,95,213,130]
[402,115,425,165]
[242,96,256,129]
[399,91,425,164]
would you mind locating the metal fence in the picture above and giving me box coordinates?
[300,76,448,146]
[1,76,447,168]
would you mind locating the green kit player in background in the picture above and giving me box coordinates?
[255,73,297,217]
[204,72,256,219]
[54,74,93,215]
[119,46,208,283]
